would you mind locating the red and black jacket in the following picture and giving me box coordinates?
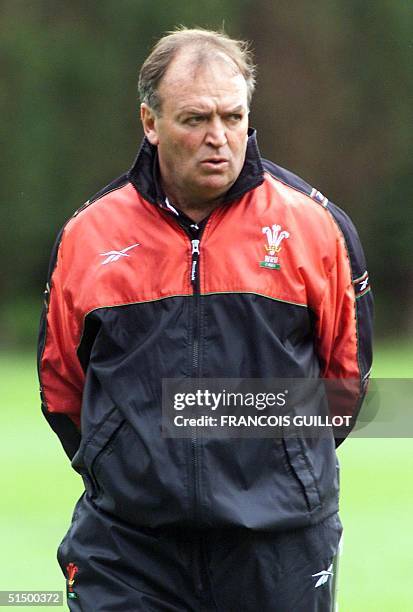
[38,130,373,530]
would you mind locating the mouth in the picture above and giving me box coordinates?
[200,158,229,170]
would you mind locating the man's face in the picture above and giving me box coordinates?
[141,49,249,208]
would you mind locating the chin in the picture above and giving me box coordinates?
[198,176,234,196]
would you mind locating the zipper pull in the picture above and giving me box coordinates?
[191,240,200,285]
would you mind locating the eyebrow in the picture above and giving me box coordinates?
[224,105,244,114]
[178,105,246,117]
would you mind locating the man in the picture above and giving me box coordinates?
[38,28,373,611]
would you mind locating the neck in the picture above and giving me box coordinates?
[162,184,224,223]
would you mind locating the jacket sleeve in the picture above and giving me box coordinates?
[314,203,373,446]
[37,226,84,460]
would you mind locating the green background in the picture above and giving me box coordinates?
[1,346,412,611]
[1,1,412,610]
[1,0,412,344]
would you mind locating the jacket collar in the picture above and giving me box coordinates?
[128,128,264,211]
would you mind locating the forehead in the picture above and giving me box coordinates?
[158,48,248,113]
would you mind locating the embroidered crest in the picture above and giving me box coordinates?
[66,563,79,600]
[259,224,290,270]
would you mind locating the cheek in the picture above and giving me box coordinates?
[182,134,201,154]
[232,134,248,164]
[230,128,248,148]
[176,143,201,173]
[168,135,199,161]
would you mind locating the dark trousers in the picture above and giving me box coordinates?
[58,495,342,611]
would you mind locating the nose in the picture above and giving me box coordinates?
[205,118,227,148]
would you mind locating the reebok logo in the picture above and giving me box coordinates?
[100,243,140,265]
[312,563,333,588]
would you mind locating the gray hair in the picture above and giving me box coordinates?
[138,27,256,114]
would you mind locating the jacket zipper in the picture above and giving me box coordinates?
[188,227,203,523]
[175,215,206,524]
[191,237,201,369]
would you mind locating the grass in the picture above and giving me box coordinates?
[337,342,413,611]
[0,343,412,610]
[0,353,83,608]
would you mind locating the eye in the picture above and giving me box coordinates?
[185,115,205,126]
[226,113,243,123]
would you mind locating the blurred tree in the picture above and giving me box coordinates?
[0,0,411,345]
[0,0,246,345]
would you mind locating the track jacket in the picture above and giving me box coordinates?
[38,130,373,531]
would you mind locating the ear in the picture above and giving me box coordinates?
[140,103,159,146]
